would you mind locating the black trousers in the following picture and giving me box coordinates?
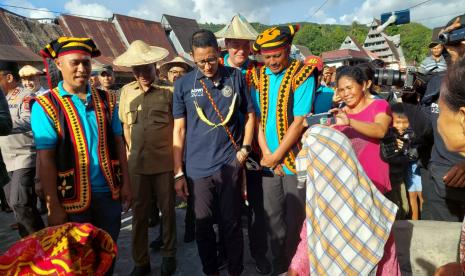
[185,181,195,236]
[245,168,268,260]
[190,159,244,275]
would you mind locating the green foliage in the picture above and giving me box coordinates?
[385,22,432,64]
[200,22,224,33]
[200,21,431,63]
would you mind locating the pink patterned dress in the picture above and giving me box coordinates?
[290,224,401,276]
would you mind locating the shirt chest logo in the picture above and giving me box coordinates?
[191,88,204,97]
[221,85,233,97]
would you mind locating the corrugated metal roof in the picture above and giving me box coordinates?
[59,15,127,58]
[162,14,199,53]
[0,8,42,62]
[113,14,176,61]
[58,15,131,72]
[0,45,42,62]
[0,9,21,46]
[3,9,63,54]
[93,55,132,73]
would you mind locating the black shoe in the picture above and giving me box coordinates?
[130,264,151,276]
[254,256,272,274]
[1,204,12,213]
[161,257,176,276]
[270,260,286,276]
[39,206,48,215]
[149,235,163,250]
[183,229,195,243]
[148,216,159,228]
[217,256,227,271]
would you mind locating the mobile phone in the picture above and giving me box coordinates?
[305,112,336,126]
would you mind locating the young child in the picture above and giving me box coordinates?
[382,103,423,220]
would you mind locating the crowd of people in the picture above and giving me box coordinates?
[1,11,465,276]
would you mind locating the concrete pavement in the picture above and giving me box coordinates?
[0,208,263,276]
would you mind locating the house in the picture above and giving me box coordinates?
[363,19,406,69]
[112,14,177,62]
[321,36,375,67]
[291,45,312,61]
[0,8,52,66]
[58,15,129,70]
[161,14,200,61]
[57,14,134,86]
[321,48,371,68]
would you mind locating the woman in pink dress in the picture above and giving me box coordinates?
[288,125,400,276]
[331,66,392,194]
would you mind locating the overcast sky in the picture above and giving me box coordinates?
[2,0,465,28]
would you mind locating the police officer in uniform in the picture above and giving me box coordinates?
[0,61,44,237]
[115,40,177,276]
[0,83,12,212]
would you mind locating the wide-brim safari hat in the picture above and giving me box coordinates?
[159,56,192,77]
[19,65,44,77]
[215,14,259,41]
[113,40,169,67]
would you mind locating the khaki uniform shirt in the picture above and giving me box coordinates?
[0,87,36,172]
[119,80,173,175]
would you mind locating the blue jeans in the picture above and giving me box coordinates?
[68,192,122,242]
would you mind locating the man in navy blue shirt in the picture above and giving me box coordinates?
[173,29,255,276]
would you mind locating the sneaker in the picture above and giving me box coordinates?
[148,215,160,228]
[161,256,176,276]
[175,201,188,209]
[217,256,228,271]
[254,256,272,274]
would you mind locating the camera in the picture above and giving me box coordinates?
[372,66,437,95]
[373,66,416,91]
[399,132,419,161]
[439,27,465,45]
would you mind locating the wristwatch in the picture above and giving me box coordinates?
[241,145,252,154]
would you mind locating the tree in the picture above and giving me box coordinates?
[199,21,431,63]
[385,23,431,63]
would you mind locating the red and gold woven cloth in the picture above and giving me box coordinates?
[0,223,117,275]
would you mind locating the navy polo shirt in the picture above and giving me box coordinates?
[173,65,254,179]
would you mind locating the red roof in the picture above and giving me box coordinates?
[113,14,176,61]
[59,15,127,58]
[58,15,131,72]
[322,49,370,62]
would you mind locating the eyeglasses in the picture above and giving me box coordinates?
[194,57,218,67]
